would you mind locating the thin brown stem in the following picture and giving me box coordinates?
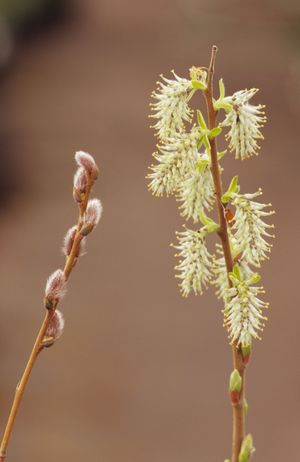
[0,311,52,462]
[203,45,246,462]
[0,176,95,461]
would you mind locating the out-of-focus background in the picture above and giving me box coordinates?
[0,0,299,460]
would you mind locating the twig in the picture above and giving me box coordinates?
[203,45,246,462]
[0,152,101,461]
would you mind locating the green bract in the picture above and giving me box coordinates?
[229,369,242,393]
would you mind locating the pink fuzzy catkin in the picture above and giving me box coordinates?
[45,310,65,341]
[75,151,98,177]
[45,269,67,305]
[62,225,86,257]
[83,199,103,227]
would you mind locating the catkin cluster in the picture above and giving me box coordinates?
[147,68,274,348]
[43,151,102,347]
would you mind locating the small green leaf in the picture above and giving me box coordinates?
[214,100,233,112]
[217,150,227,160]
[213,80,233,111]
[221,193,230,204]
[199,210,219,233]
[248,273,261,285]
[219,78,225,99]
[209,126,223,139]
[196,159,209,173]
[191,79,207,90]
[197,110,207,130]
[202,135,211,153]
[222,176,239,203]
[232,263,241,280]
[229,369,242,393]
[228,175,239,194]
[221,101,234,112]
[207,222,220,233]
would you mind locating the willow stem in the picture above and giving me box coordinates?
[0,176,94,462]
[203,45,246,462]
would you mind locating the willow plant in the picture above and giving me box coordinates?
[147,46,274,462]
[0,151,102,461]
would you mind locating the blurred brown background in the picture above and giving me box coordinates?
[0,0,299,460]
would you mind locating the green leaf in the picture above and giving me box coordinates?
[196,159,209,173]
[217,150,227,160]
[209,126,223,139]
[191,79,207,90]
[222,176,239,203]
[221,101,234,112]
[219,78,225,99]
[248,273,261,285]
[229,369,242,393]
[202,135,211,153]
[199,210,219,233]
[221,193,230,204]
[232,263,241,280]
[228,175,239,194]
[213,80,233,112]
[197,110,207,130]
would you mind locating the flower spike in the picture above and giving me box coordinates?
[150,71,194,141]
[173,227,213,297]
[221,89,266,160]
[147,129,199,197]
[177,153,215,222]
[231,190,275,267]
[223,270,268,347]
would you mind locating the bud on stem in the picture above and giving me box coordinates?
[80,198,103,236]
[75,151,99,180]
[42,310,65,347]
[238,434,254,462]
[44,270,67,310]
[243,398,249,417]
[229,369,242,404]
[73,167,88,203]
[63,225,85,258]
[241,343,251,365]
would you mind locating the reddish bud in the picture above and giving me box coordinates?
[75,151,98,179]
[44,269,67,309]
[230,390,241,405]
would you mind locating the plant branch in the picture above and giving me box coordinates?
[203,45,246,462]
[0,175,95,462]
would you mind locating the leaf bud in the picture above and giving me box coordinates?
[238,434,254,462]
[241,343,251,365]
[229,369,242,404]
